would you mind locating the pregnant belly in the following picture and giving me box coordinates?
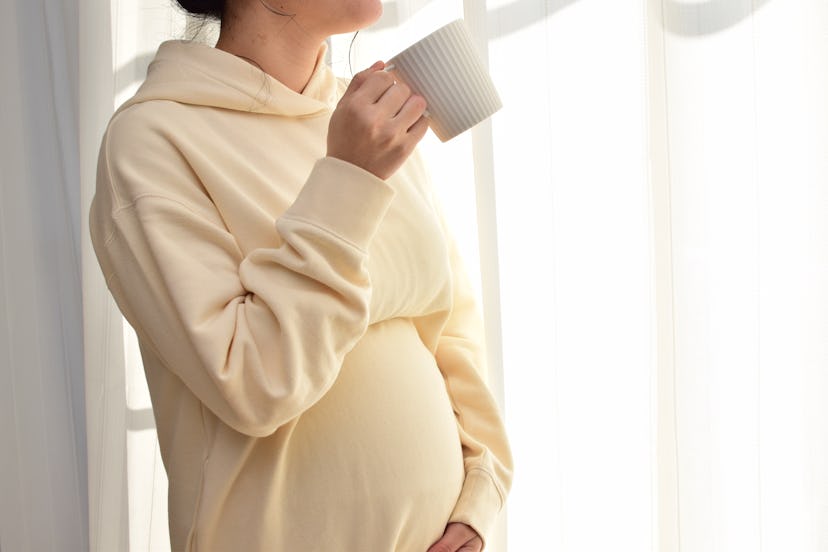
[278,318,466,550]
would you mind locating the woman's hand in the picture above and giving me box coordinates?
[327,61,429,180]
[426,523,484,552]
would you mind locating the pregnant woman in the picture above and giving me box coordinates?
[88,0,512,550]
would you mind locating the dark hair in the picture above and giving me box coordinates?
[175,0,225,20]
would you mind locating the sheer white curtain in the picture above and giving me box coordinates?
[0,0,88,551]
[63,1,828,552]
[649,1,828,550]
[483,0,828,551]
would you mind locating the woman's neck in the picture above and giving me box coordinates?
[215,4,325,93]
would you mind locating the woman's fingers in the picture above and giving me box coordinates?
[351,70,426,121]
[328,62,429,180]
[342,60,385,96]
[403,109,430,146]
[426,523,483,552]
[351,69,397,106]
[394,92,428,130]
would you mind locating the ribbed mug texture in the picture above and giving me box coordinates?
[388,19,502,142]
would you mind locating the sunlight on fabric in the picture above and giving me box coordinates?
[660,9,764,551]
[111,0,189,107]
[666,2,828,550]
[124,324,170,551]
[487,0,655,550]
[753,5,828,548]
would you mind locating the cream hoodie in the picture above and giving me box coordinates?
[90,40,512,551]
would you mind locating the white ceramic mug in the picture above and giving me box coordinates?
[387,19,502,142]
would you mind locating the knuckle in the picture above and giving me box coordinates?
[375,121,396,141]
[375,71,395,87]
[370,120,389,141]
[347,74,367,92]
[395,81,411,96]
[359,110,380,131]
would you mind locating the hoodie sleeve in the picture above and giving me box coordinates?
[90,115,394,438]
[436,230,514,544]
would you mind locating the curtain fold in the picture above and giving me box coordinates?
[486,0,828,550]
[652,1,828,550]
[1,1,88,550]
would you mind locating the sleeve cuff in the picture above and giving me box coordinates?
[281,157,396,250]
[448,467,505,548]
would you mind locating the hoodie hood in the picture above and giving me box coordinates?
[118,40,339,118]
